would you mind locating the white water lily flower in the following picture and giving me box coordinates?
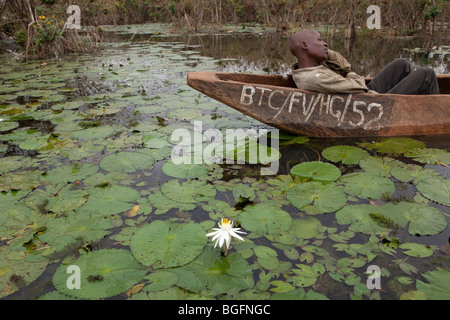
[206,218,246,251]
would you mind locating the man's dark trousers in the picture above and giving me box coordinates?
[367,58,440,94]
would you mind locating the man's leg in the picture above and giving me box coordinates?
[387,68,440,95]
[367,58,412,93]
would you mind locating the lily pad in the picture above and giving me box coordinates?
[404,148,450,165]
[37,210,114,252]
[0,121,19,132]
[131,220,206,269]
[290,161,341,182]
[358,137,425,154]
[52,249,146,299]
[72,125,115,141]
[336,202,447,236]
[147,190,197,214]
[416,269,450,300]
[339,172,395,199]
[288,216,322,239]
[415,177,450,206]
[359,156,403,178]
[99,151,154,173]
[171,246,254,294]
[396,202,447,236]
[240,202,292,236]
[0,156,36,174]
[335,204,396,234]
[0,170,43,192]
[160,179,216,204]
[77,185,141,216]
[0,246,48,299]
[400,243,435,258]
[41,163,99,185]
[286,181,346,214]
[161,159,208,179]
[322,145,368,165]
[143,270,179,292]
[24,185,88,214]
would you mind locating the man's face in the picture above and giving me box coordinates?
[306,32,328,62]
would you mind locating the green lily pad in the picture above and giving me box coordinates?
[404,148,450,165]
[416,269,450,300]
[286,181,346,214]
[24,185,88,214]
[41,163,99,185]
[400,243,435,258]
[0,170,43,192]
[240,202,292,236]
[390,163,430,183]
[0,156,36,174]
[359,156,403,178]
[336,202,447,236]
[232,184,256,202]
[415,177,450,206]
[290,161,341,182]
[161,159,208,179]
[222,137,281,165]
[396,202,447,236]
[37,210,114,252]
[0,246,48,299]
[143,270,179,292]
[288,264,325,288]
[0,121,19,132]
[288,216,322,239]
[160,179,216,204]
[73,125,115,141]
[339,172,395,199]
[358,137,425,154]
[147,190,197,214]
[99,151,154,173]
[52,249,146,299]
[171,246,254,294]
[131,220,206,269]
[78,185,141,216]
[322,145,368,164]
[335,204,396,234]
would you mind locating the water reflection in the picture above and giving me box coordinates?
[174,31,449,76]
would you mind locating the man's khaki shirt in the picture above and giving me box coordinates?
[291,50,376,94]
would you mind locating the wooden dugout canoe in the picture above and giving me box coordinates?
[187,71,450,138]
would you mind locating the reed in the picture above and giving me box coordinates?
[1,0,448,59]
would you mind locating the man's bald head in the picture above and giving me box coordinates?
[289,30,319,55]
[289,30,328,68]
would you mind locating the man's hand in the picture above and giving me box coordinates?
[323,50,352,77]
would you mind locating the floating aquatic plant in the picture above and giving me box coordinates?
[52,249,146,299]
[322,145,368,165]
[358,137,426,154]
[131,220,206,268]
[286,181,346,214]
[206,218,246,256]
[290,161,341,182]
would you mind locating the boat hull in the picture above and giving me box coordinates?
[187,72,450,138]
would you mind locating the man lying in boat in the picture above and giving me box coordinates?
[289,30,440,95]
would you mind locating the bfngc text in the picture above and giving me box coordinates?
[178,304,270,317]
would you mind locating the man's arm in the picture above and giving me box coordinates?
[313,68,370,93]
[292,64,369,94]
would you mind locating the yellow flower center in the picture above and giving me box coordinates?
[221,218,231,229]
